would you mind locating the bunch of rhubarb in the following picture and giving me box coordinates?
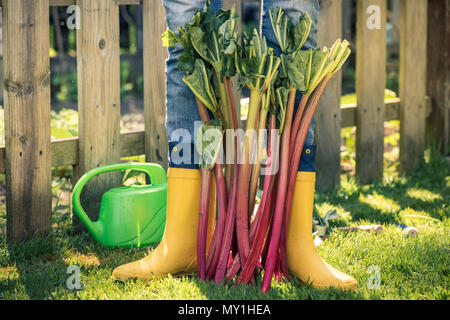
[162,2,351,293]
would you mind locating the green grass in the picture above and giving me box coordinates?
[0,147,448,300]
[340,90,398,105]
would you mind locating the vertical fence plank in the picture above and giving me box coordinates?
[143,0,168,169]
[355,0,386,184]
[3,0,52,241]
[0,9,3,106]
[315,0,342,191]
[426,0,449,155]
[399,0,427,173]
[75,0,121,223]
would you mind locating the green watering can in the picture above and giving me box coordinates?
[72,163,167,248]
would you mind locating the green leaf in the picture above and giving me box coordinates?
[161,28,178,47]
[286,50,311,92]
[269,8,293,54]
[224,40,237,56]
[276,86,290,135]
[182,2,239,78]
[307,48,330,94]
[269,8,312,54]
[238,29,280,91]
[293,12,312,51]
[189,26,217,67]
[178,46,197,75]
[195,120,223,169]
[161,26,191,48]
[182,59,218,113]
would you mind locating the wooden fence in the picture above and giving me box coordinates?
[0,0,445,241]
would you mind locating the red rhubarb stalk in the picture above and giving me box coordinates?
[237,114,278,284]
[214,83,239,283]
[214,163,238,284]
[206,162,228,280]
[289,94,310,157]
[261,87,297,293]
[198,169,212,281]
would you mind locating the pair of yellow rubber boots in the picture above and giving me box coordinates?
[112,168,357,290]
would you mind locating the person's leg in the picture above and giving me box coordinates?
[164,0,223,169]
[112,0,222,282]
[261,1,357,290]
[261,0,319,147]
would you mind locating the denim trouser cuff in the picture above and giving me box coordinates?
[299,145,317,172]
[168,141,200,169]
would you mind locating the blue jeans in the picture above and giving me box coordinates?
[163,0,319,169]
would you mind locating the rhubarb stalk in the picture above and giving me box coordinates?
[261,86,296,293]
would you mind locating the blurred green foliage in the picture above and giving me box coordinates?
[49,6,143,105]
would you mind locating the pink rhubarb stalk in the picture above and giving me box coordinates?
[206,162,228,280]
[261,87,297,293]
[198,168,212,281]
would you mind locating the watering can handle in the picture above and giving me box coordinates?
[72,163,167,236]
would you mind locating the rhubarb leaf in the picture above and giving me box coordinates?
[293,12,312,51]
[286,50,311,92]
[178,46,198,75]
[161,28,179,48]
[276,86,290,135]
[162,23,200,75]
[189,26,219,68]
[195,120,223,169]
[269,8,293,54]
[183,59,218,113]
[269,8,312,55]
[187,2,239,78]
[307,48,330,94]
[237,29,280,91]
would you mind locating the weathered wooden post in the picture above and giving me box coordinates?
[143,0,169,170]
[426,0,449,155]
[316,0,343,191]
[399,0,428,173]
[3,0,52,241]
[356,0,387,184]
[75,0,122,224]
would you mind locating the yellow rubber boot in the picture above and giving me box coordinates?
[112,168,216,282]
[287,172,357,290]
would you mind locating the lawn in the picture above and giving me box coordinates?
[0,144,448,300]
[0,103,449,300]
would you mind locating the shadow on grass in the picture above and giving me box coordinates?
[1,149,447,299]
[2,231,71,299]
[315,153,449,227]
[193,272,367,300]
[0,226,150,299]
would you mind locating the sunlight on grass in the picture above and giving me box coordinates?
[399,208,443,227]
[359,193,401,214]
[339,175,360,195]
[406,188,443,202]
[340,90,398,105]
[315,203,351,222]
[320,223,449,300]
[0,98,448,300]
[63,253,101,268]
